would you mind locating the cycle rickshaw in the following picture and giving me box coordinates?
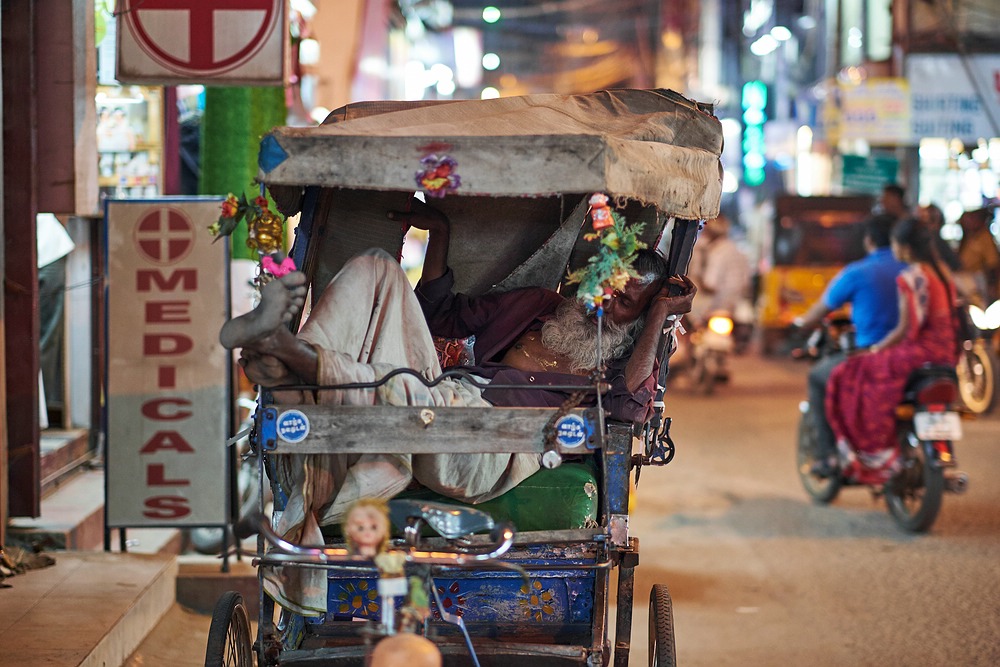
[206,88,723,667]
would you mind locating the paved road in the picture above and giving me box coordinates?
[625,353,1000,666]
[131,353,999,666]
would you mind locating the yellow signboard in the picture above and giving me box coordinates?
[838,77,912,145]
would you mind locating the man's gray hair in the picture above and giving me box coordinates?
[631,248,669,286]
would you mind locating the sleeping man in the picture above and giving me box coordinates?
[220,196,696,613]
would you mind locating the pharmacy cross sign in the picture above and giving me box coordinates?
[134,208,195,265]
[120,0,281,78]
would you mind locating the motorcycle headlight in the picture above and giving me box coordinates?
[707,315,734,336]
[970,301,1000,331]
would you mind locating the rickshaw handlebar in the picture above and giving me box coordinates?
[245,512,516,567]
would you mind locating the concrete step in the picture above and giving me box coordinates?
[175,555,260,618]
[8,468,107,551]
[40,428,93,496]
[7,468,184,555]
[0,551,177,667]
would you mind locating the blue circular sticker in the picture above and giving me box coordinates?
[276,409,310,444]
[554,414,588,449]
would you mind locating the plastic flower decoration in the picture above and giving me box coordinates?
[415,154,461,198]
[564,193,646,313]
[209,190,287,257]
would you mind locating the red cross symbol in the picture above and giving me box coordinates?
[134,208,195,265]
[122,0,279,76]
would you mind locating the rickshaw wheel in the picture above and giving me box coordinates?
[205,591,255,667]
[648,584,676,667]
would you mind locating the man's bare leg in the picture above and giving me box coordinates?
[220,271,308,350]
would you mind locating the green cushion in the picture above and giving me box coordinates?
[395,459,599,533]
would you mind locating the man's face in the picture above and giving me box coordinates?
[602,277,661,326]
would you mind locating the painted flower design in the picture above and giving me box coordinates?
[335,579,379,617]
[415,154,461,198]
[434,580,468,618]
[518,579,556,622]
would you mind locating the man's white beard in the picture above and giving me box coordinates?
[540,299,643,372]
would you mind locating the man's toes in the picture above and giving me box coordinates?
[281,271,307,288]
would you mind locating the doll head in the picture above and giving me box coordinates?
[370,633,441,667]
[342,497,390,556]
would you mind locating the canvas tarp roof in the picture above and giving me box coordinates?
[258,88,724,221]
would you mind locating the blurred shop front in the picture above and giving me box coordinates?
[907,53,1000,234]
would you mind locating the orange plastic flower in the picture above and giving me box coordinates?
[220,193,239,218]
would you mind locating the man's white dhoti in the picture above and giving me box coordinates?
[263,249,540,614]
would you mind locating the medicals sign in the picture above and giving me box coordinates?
[116,0,286,85]
[105,198,230,527]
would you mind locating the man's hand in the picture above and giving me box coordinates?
[651,275,697,320]
[387,196,450,234]
[239,350,296,387]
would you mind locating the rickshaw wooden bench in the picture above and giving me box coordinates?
[205,88,723,667]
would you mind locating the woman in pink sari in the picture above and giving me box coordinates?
[826,217,959,484]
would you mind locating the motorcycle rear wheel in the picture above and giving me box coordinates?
[689,350,720,395]
[796,409,842,504]
[884,431,945,533]
[957,342,997,415]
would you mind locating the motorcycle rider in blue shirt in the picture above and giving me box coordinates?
[793,214,907,475]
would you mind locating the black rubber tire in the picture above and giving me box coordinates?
[648,584,677,667]
[957,343,997,415]
[205,591,254,667]
[796,409,842,504]
[885,431,946,533]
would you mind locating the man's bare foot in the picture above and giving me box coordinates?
[220,271,308,349]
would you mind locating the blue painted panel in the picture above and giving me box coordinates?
[325,568,596,627]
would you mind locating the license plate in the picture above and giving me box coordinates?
[913,411,962,440]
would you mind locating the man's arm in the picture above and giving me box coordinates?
[388,196,451,283]
[623,276,696,393]
[793,298,832,331]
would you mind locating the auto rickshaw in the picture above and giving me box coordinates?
[205,88,723,667]
[758,195,874,354]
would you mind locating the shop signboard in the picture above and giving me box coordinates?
[116,0,286,85]
[908,54,1000,142]
[105,198,230,528]
[842,154,899,195]
[838,78,911,145]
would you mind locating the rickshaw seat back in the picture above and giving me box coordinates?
[301,188,672,303]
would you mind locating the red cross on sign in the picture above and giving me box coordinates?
[133,208,195,265]
[116,0,285,85]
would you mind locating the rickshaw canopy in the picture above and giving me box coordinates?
[257,88,723,298]
[259,88,723,221]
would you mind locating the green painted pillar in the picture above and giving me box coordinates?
[200,86,286,259]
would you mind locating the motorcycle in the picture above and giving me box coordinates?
[687,310,734,395]
[794,319,969,533]
[956,299,1000,414]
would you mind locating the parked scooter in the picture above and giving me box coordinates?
[187,397,272,555]
[957,299,999,414]
[794,319,968,533]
